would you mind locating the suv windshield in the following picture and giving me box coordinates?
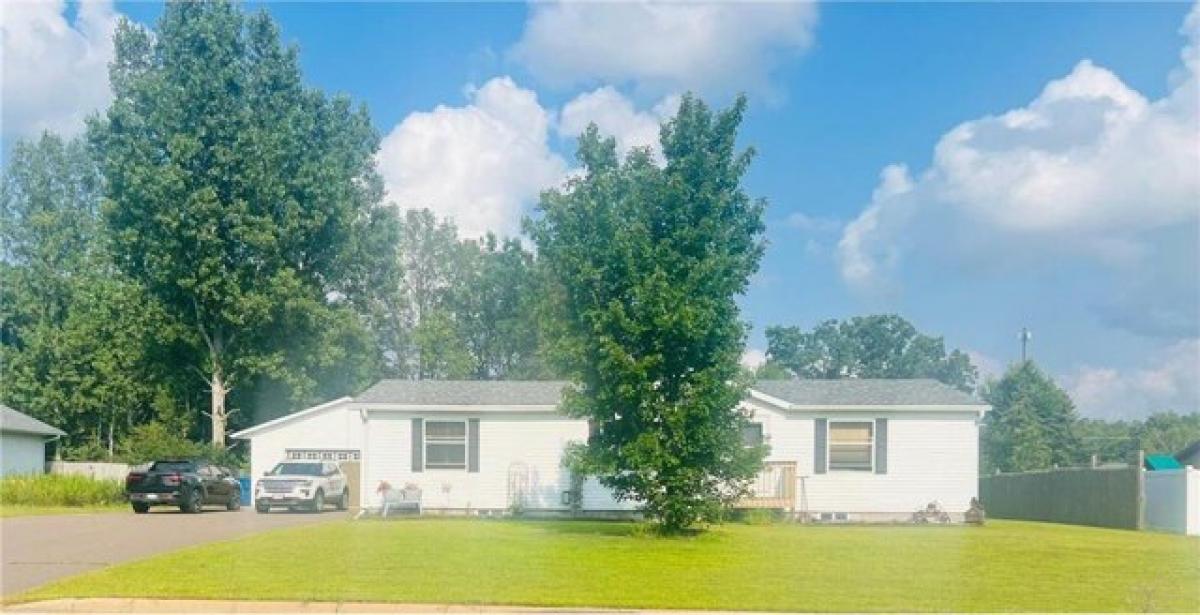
[269,462,324,476]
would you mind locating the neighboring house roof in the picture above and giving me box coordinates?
[355,380,570,406]
[1144,454,1184,471]
[0,404,66,437]
[1175,440,1200,463]
[751,378,983,408]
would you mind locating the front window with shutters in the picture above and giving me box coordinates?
[424,420,467,469]
[828,421,874,471]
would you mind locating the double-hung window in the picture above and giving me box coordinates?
[741,422,764,447]
[828,421,873,471]
[424,420,467,470]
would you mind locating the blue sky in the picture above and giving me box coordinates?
[3,1,1197,419]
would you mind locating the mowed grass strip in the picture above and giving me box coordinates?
[17,519,1200,612]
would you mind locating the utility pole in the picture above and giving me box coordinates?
[1019,327,1032,363]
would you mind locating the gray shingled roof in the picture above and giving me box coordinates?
[354,378,981,407]
[1,404,66,436]
[752,379,982,406]
[355,380,571,405]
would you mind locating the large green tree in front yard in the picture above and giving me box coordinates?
[92,1,393,445]
[528,95,767,532]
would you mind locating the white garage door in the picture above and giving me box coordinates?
[285,448,360,462]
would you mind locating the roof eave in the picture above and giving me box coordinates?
[746,388,988,413]
[230,396,353,439]
[782,403,990,413]
[1,426,66,437]
[354,403,560,413]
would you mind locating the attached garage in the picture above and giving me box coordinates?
[1,404,65,477]
[230,397,364,508]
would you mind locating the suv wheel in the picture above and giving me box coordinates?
[227,490,241,511]
[310,489,324,513]
[337,487,349,511]
[255,501,270,514]
[180,488,202,514]
[131,502,150,514]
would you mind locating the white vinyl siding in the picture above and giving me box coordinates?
[740,402,980,515]
[0,432,48,476]
[363,411,638,512]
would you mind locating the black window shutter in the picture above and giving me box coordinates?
[468,418,480,473]
[411,418,423,472]
[814,418,828,474]
[875,418,888,474]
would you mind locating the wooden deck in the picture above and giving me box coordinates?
[738,461,797,510]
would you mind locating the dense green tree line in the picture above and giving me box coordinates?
[0,1,552,457]
[761,315,977,392]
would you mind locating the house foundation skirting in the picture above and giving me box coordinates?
[795,511,968,524]
[362,506,969,524]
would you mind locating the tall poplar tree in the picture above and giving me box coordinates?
[529,95,767,531]
[92,1,392,445]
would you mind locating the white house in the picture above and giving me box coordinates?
[1,404,65,476]
[232,379,989,521]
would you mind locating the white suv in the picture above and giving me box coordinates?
[255,461,350,513]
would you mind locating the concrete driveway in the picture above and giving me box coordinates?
[0,507,340,597]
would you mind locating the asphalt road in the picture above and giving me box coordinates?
[0,506,340,597]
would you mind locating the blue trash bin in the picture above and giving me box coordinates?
[238,476,252,505]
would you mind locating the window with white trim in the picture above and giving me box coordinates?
[425,420,467,469]
[828,421,873,471]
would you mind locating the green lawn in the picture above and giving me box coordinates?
[15,518,1200,612]
[0,504,125,518]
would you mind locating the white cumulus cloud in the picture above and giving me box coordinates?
[377,77,568,238]
[559,87,679,161]
[1,0,119,143]
[1061,338,1200,419]
[837,3,1200,337]
[380,79,683,238]
[510,0,818,97]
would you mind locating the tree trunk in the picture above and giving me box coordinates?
[210,368,228,447]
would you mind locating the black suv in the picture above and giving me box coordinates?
[125,459,242,514]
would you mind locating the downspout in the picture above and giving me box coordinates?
[44,433,64,472]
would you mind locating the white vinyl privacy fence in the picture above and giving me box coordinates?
[1144,467,1199,536]
[48,461,131,481]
